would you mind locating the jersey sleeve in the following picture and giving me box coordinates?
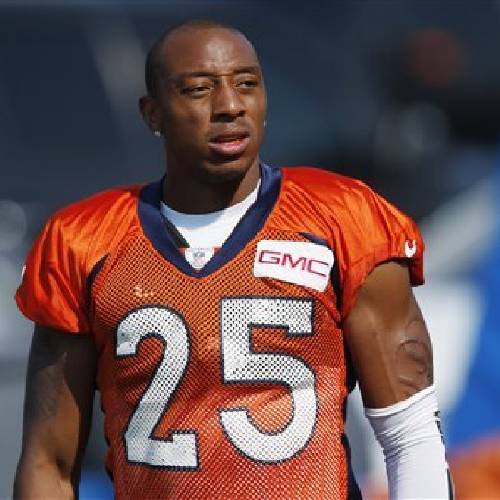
[337,182,424,319]
[15,215,90,334]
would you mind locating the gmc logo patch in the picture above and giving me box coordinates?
[253,240,334,292]
[258,250,330,277]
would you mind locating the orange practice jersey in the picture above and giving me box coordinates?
[16,165,424,499]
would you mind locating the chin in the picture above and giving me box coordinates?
[201,156,256,184]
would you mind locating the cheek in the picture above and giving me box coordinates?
[248,92,266,113]
[248,96,267,129]
[166,101,210,135]
[252,105,267,141]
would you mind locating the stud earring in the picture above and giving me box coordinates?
[153,130,162,137]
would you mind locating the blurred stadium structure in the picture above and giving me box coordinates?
[1,1,500,497]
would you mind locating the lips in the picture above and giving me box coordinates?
[208,131,250,157]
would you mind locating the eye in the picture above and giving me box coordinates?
[181,85,212,96]
[237,79,258,88]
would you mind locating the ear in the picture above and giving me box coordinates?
[139,95,163,134]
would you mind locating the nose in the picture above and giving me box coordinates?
[211,79,245,122]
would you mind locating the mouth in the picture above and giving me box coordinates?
[208,132,251,157]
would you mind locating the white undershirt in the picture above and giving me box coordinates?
[160,180,260,248]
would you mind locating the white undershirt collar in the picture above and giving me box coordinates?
[160,180,260,248]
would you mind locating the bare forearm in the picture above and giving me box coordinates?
[14,456,75,500]
[15,326,97,500]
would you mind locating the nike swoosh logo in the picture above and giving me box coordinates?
[405,240,417,258]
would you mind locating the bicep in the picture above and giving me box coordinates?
[20,324,97,480]
[343,260,433,408]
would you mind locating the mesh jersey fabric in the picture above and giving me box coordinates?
[16,165,424,500]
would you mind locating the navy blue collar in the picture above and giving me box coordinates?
[138,163,282,278]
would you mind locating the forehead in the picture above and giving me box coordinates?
[160,27,260,77]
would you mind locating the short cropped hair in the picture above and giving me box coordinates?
[145,19,244,98]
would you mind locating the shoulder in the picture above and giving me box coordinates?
[49,184,142,229]
[42,184,144,271]
[281,165,379,212]
[278,167,424,316]
[278,165,418,244]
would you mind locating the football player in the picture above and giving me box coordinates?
[14,20,452,499]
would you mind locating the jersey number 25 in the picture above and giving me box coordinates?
[116,297,318,469]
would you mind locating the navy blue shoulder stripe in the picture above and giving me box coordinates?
[86,254,108,307]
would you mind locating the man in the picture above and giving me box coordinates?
[14,20,451,499]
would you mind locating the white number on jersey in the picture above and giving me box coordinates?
[116,307,198,468]
[220,298,316,462]
[115,298,317,468]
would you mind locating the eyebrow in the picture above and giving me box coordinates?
[171,65,261,82]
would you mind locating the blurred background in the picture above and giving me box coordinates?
[1,0,500,498]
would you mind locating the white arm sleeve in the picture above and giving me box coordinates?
[365,385,454,500]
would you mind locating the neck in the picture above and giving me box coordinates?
[162,158,261,214]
